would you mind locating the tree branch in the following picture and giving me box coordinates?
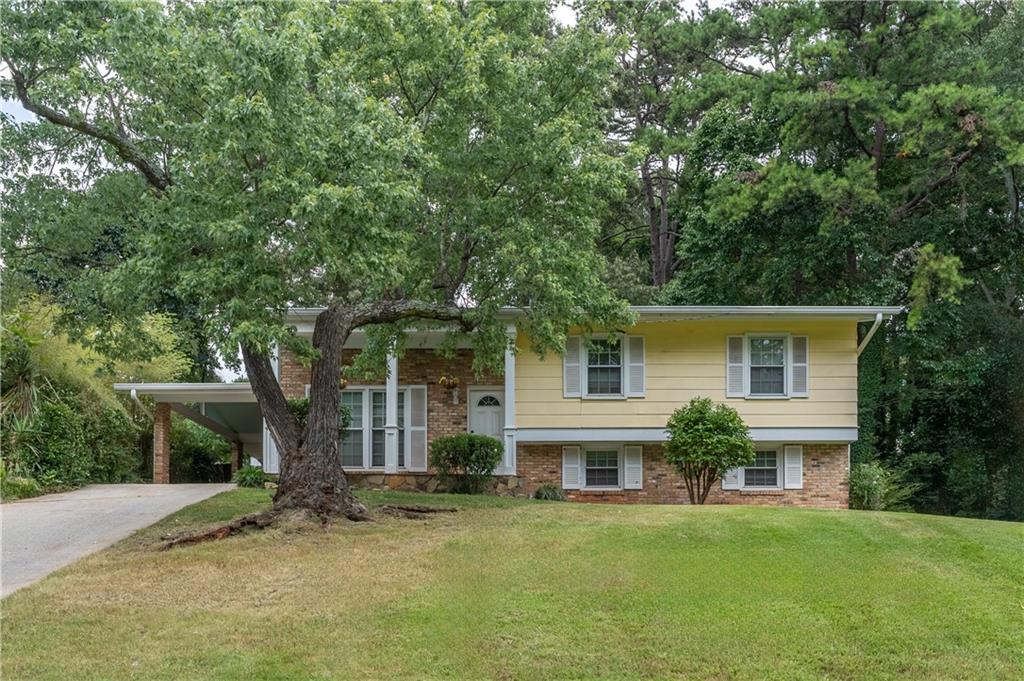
[5,61,171,192]
[893,145,980,220]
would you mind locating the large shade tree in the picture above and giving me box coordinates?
[2,1,627,520]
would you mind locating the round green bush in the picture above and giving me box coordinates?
[429,434,503,494]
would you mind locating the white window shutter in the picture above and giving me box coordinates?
[722,467,741,490]
[408,387,428,471]
[561,445,581,489]
[563,336,581,398]
[790,336,808,397]
[624,445,643,489]
[726,336,745,397]
[625,336,646,397]
[784,445,803,489]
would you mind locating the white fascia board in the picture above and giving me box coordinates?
[285,305,903,327]
[113,383,257,403]
[627,306,903,322]
[516,427,858,443]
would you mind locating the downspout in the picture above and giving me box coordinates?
[857,312,884,356]
[128,388,152,418]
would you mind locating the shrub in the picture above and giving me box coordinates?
[533,483,565,501]
[1,475,42,500]
[850,461,921,511]
[233,464,266,488]
[170,417,230,483]
[664,397,755,504]
[429,434,503,494]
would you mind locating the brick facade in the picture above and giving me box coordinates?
[516,443,849,508]
[278,347,502,449]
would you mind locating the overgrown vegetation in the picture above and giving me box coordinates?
[0,299,222,496]
[429,434,503,494]
[849,460,922,512]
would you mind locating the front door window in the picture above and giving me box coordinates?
[469,391,504,439]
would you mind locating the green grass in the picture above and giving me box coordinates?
[2,490,1022,680]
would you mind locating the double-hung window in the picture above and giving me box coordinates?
[340,391,364,468]
[586,338,622,396]
[584,448,620,488]
[748,336,786,396]
[743,449,780,488]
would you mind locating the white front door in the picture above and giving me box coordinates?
[469,390,504,439]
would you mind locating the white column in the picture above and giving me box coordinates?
[384,351,399,473]
[502,327,517,475]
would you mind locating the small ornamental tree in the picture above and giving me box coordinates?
[664,397,755,505]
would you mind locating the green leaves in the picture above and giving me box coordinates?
[664,397,755,471]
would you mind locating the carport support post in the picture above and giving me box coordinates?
[230,441,243,474]
[153,403,171,484]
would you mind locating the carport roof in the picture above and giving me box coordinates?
[113,382,256,402]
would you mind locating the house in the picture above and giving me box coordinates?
[115,305,901,507]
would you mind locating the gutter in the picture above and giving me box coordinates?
[856,312,884,356]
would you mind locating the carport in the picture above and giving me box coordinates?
[113,383,264,483]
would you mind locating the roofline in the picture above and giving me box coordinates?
[286,305,903,325]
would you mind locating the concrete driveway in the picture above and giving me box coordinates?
[1,483,233,597]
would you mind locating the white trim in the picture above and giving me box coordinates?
[114,382,257,403]
[516,427,858,443]
[384,353,399,474]
[285,306,903,327]
[503,329,517,475]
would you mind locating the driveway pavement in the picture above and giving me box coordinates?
[1,483,233,597]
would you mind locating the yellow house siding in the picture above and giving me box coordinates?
[515,319,858,429]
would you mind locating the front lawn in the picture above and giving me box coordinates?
[2,490,1022,680]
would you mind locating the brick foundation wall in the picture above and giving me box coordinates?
[278,348,501,450]
[516,443,849,508]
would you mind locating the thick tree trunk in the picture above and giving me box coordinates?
[242,307,369,521]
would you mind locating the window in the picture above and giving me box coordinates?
[477,395,500,407]
[339,386,420,469]
[749,337,785,396]
[340,391,363,468]
[585,449,620,488]
[586,338,622,396]
[744,449,779,487]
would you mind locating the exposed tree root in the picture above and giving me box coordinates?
[379,504,458,519]
[161,510,281,549]
[160,503,456,549]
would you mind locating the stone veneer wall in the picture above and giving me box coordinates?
[277,348,501,450]
[516,443,850,508]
